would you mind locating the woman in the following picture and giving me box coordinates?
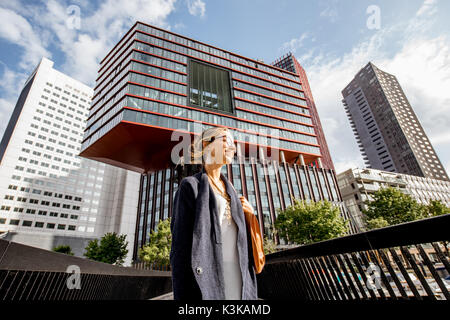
[170,127,258,300]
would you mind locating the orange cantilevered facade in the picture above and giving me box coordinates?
[79,22,329,174]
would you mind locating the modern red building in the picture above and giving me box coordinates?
[273,53,335,171]
[79,22,354,261]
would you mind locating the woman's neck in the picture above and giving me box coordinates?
[204,163,223,181]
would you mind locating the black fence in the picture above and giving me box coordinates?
[0,239,172,300]
[131,261,171,271]
[2,215,449,301]
[257,214,450,300]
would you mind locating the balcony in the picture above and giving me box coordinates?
[358,183,379,192]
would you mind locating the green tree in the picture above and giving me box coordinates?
[138,218,172,267]
[363,189,450,255]
[361,187,450,230]
[363,187,428,229]
[263,235,278,255]
[365,217,389,230]
[274,199,348,245]
[425,200,450,217]
[84,232,128,265]
[53,245,74,256]
[424,200,450,256]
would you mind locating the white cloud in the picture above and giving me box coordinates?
[445,160,450,178]
[0,0,178,140]
[334,159,364,176]
[0,97,15,133]
[0,0,177,87]
[174,22,186,30]
[285,0,450,177]
[381,36,450,143]
[187,0,206,18]
[47,0,177,85]
[416,0,437,17]
[280,33,309,54]
[319,6,338,22]
[0,7,51,70]
[0,63,28,140]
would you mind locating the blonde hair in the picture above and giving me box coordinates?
[181,126,230,165]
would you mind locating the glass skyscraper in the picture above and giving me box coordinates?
[342,62,449,182]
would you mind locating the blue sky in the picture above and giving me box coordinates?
[1,0,449,176]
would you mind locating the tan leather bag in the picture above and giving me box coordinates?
[243,209,266,274]
[228,182,265,274]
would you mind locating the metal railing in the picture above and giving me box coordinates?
[0,239,172,300]
[2,215,449,301]
[131,261,171,271]
[257,214,450,300]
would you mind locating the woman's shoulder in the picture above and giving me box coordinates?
[180,172,201,186]
[178,172,202,193]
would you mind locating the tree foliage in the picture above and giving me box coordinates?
[363,187,450,230]
[53,245,74,256]
[365,217,389,230]
[425,200,450,217]
[84,232,128,265]
[363,187,426,227]
[138,218,172,267]
[274,199,348,245]
[263,235,278,255]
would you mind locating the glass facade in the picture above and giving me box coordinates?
[189,60,233,114]
[134,156,348,258]
[82,22,323,166]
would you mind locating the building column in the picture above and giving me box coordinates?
[298,154,305,166]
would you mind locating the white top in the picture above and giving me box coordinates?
[214,191,243,300]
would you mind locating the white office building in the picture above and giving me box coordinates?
[0,57,140,265]
[337,167,450,232]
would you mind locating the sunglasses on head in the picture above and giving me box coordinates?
[209,134,235,147]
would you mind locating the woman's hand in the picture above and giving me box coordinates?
[239,196,254,215]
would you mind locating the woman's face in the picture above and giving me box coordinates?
[203,131,236,165]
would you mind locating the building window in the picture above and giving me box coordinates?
[188,60,233,114]
[22,220,32,227]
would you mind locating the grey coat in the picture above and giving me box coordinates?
[170,167,258,300]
